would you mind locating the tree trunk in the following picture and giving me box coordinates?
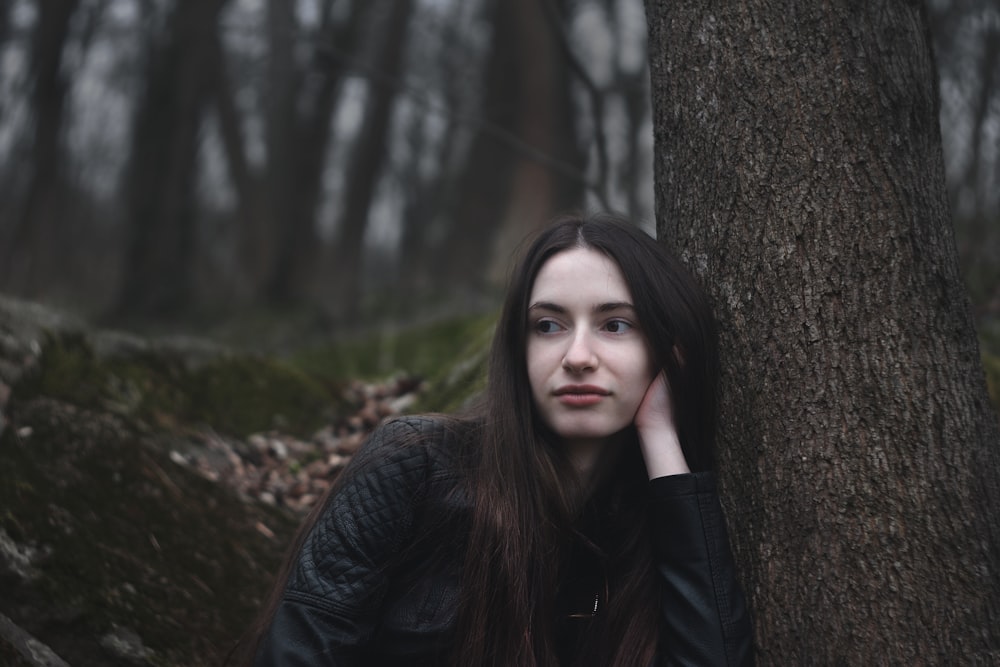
[255,0,302,304]
[486,0,585,282]
[441,0,585,291]
[619,67,650,222]
[396,105,457,307]
[3,0,79,295]
[394,3,472,307]
[329,0,414,320]
[266,0,370,305]
[433,0,519,293]
[116,0,229,318]
[645,1,1000,662]
[205,24,266,302]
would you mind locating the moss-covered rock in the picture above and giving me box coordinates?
[0,397,299,666]
[0,297,497,665]
[15,332,346,439]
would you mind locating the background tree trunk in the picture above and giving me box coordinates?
[256,0,301,302]
[329,0,414,320]
[264,0,369,306]
[645,0,1000,662]
[3,0,79,295]
[432,0,520,293]
[437,0,586,292]
[205,23,263,298]
[483,0,585,282]
[116,0,229,318]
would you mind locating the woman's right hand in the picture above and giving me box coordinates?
[634,372,689,478]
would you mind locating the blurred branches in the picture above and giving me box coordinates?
[0,0,994,337]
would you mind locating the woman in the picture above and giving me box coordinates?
[243,212,753,666]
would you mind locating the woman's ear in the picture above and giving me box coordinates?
[672,343,686,367]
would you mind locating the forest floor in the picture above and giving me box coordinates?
[0,295,492,666]
[0,292,996,666]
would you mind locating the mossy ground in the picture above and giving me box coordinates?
[0,398,299,666]
[291,313,494,379]
[0,310,496,665]
[291,313,496,413]
[16,332,347,439]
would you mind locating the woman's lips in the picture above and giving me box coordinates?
[554,385,609,406]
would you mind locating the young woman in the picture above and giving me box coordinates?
[242,212,753,666]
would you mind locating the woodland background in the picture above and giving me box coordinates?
[0,0,996,346]
[1,0,999,665]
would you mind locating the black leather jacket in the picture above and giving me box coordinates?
[254,417,753,665]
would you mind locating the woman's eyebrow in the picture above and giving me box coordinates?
[528,301,635,314]
[595,301,635,314]
[528,301,566,314]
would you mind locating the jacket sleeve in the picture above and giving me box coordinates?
[649,471,754,666]
[253,418,434,666]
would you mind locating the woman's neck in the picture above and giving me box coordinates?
[561,430,630,504]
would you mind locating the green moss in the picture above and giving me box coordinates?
[413,324,493,414]
[292,313,496,385]
[289,313,496,414]
[185,356,339,437]
[14,333,346,438]
[12,313,497,439]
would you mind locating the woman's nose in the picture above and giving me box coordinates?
[562,331,598,372]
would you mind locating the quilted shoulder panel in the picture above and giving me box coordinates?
[285,416,451,620]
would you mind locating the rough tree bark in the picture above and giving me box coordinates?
[645,0,1000,662]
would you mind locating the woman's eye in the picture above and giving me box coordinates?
[604,319,633,334]
[534,320,562,334]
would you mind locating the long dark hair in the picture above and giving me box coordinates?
[234,212,720,666]
[451,211,720,665]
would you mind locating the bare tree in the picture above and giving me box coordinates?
[437,0,586,293]
[253,0,301,302]
[646,0,1000,662]
[265,0,372,305]
[328,0,415,319]
[205,17,260,290]
[3,0,80,295]
[116,0,230,318]
[393,30,464,305]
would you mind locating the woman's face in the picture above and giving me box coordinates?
[526,246,654,457]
